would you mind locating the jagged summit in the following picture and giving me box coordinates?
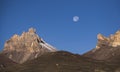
[96,30,120,49]
[2,28,57,63]
[28,27,36,33]
[1,29,120,72]
[84,30,120,61]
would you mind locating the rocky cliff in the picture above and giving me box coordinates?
[96,30,120,49]
[2,28,56,63]
[84,30,120,62]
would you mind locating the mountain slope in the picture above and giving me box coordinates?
[0,54,17,71]
[3,51,119,72]
[84,30,120,63]
[2,28,56,63]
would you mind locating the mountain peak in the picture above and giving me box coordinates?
[84,30,120,61]
[28,27,36,33]
[97,33,106,41]
[96,30,120,49]
[115,30,120,34]
[2,28,57,63]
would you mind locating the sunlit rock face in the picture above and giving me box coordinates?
[96,30,120,49]
[83,30,120,61]
[2,28,56,64]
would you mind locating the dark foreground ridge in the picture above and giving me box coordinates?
[2,51,120,72]
[0,53,17,71]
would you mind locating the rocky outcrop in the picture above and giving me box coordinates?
[83,30,120,61]
[2,28,56,63]
[96,30,120,49]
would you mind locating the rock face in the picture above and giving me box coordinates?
[96,30,120,49]
[84,30,120,61]
[2,28,56,63]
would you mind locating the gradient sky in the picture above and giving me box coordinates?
[0,0,120,54]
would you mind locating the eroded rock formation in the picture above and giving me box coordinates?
[96,30,120,49]
[2,28,56,63]
[84,30,120,61]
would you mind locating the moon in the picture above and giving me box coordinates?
[73,16,79,22]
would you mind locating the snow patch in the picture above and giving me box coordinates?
[39,38,56,51]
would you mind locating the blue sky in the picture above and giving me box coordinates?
[0,0,120,54]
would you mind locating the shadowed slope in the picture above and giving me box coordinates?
[3,51,118,72]
[0,54,17,71]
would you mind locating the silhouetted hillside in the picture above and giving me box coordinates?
[3,51,119,72]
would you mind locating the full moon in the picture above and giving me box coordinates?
[73,16,79,22]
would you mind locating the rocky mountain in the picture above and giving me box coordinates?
[2,51,119,72]
[2,28,56,64]
[84,30,120,62]
[1,28,120,72]
[96,30,120,48]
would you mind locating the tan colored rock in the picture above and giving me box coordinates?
[97,33,106,40]
[96,30,120,49]
[84,30,120,62]
[2,28,56,63]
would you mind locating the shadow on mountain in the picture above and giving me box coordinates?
[2,51,120,72]
[0,54,17,71]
